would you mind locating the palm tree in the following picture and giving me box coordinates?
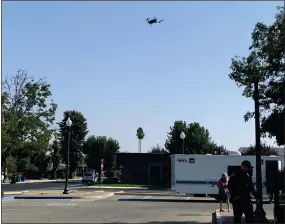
[136,127,145,153]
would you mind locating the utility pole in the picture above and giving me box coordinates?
[250,55,267,222]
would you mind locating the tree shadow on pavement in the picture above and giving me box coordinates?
[112,222,211,224]
[118,198,217,203]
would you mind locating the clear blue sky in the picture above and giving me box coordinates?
[3,1,283,152]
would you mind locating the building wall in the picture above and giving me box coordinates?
[115,153,171,186]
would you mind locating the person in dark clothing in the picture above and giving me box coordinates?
[228,160,258,223]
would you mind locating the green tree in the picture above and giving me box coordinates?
[208,143,229,155]
[5,155,17,177]
[250,7,284,145]
[105,137,120,170]
[1,70,57,175]
[229,7,284,146]
[165,121,187,154]
[165,121,213,154]
[148,144,169,154]
[58,110,88,178]
[240,144,279,156]
[136,127,145,153]
[185,122,213,154]
[83,135,120,171]
[83,135,101,170]
[49,140,62,179]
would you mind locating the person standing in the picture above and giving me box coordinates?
[228,160,258,223]
[217,172,230,212]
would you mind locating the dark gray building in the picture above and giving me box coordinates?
[115,152,171,186]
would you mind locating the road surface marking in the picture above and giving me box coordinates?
[143,196,150,199]
[46,203,76,206]
[91,192,114,200]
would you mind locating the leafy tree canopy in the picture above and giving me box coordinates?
[1,70,57,173]
[165,121,219,154]
[240,143,280,156]
[208,143,229,155]
[251,7,284,145]
[229,6,284,145]
[148,144,169,154]
[136,127,145,139]
[83,135,120,171]
[58,110,88,176]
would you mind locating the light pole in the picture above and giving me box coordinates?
[63,116,72,194]
[250,55,268,222]
[180,131,186,154]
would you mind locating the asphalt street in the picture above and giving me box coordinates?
[1,180,83,192]
[2,194,274,223]
[2,195,215,223]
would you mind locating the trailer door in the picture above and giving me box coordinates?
[228,165,253,177]
[265,160,281,195]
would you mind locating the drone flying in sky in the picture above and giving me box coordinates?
[146,17,164,26]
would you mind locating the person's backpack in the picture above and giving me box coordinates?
[217,179,224,189]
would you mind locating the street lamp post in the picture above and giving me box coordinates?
[250,56,268,222]
[180,131,186,154]
[63,117,72,194]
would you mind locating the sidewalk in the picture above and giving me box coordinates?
[80,185,148,189]
[214,209,274,224]
[2,178,81,184]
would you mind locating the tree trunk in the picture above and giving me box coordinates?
[2,160,6,183]
[52,168,57,179]
[2,153,7,182]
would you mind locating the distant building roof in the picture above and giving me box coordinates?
[238,147,284,156]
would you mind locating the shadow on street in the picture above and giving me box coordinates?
[111,222,210,224]
[118,197,272,204]
[118,198,217,203]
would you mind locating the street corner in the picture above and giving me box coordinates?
[2,196,15,201]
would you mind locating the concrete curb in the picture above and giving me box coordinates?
[3,190,78,196]
[34,190,78,194]
[3,191,30,195]
[14,196,82,199]
[118,197,217,203]
[114,192,187,197]
[2,179,82,184]
[212,212,216,224]
[2,196,15,201]
[82,186,148,190]
[14,192,115,200]
[214,210,223,224]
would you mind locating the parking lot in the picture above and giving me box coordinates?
[2,194,216,223]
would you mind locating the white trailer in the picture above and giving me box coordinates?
[171,154,284,197]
